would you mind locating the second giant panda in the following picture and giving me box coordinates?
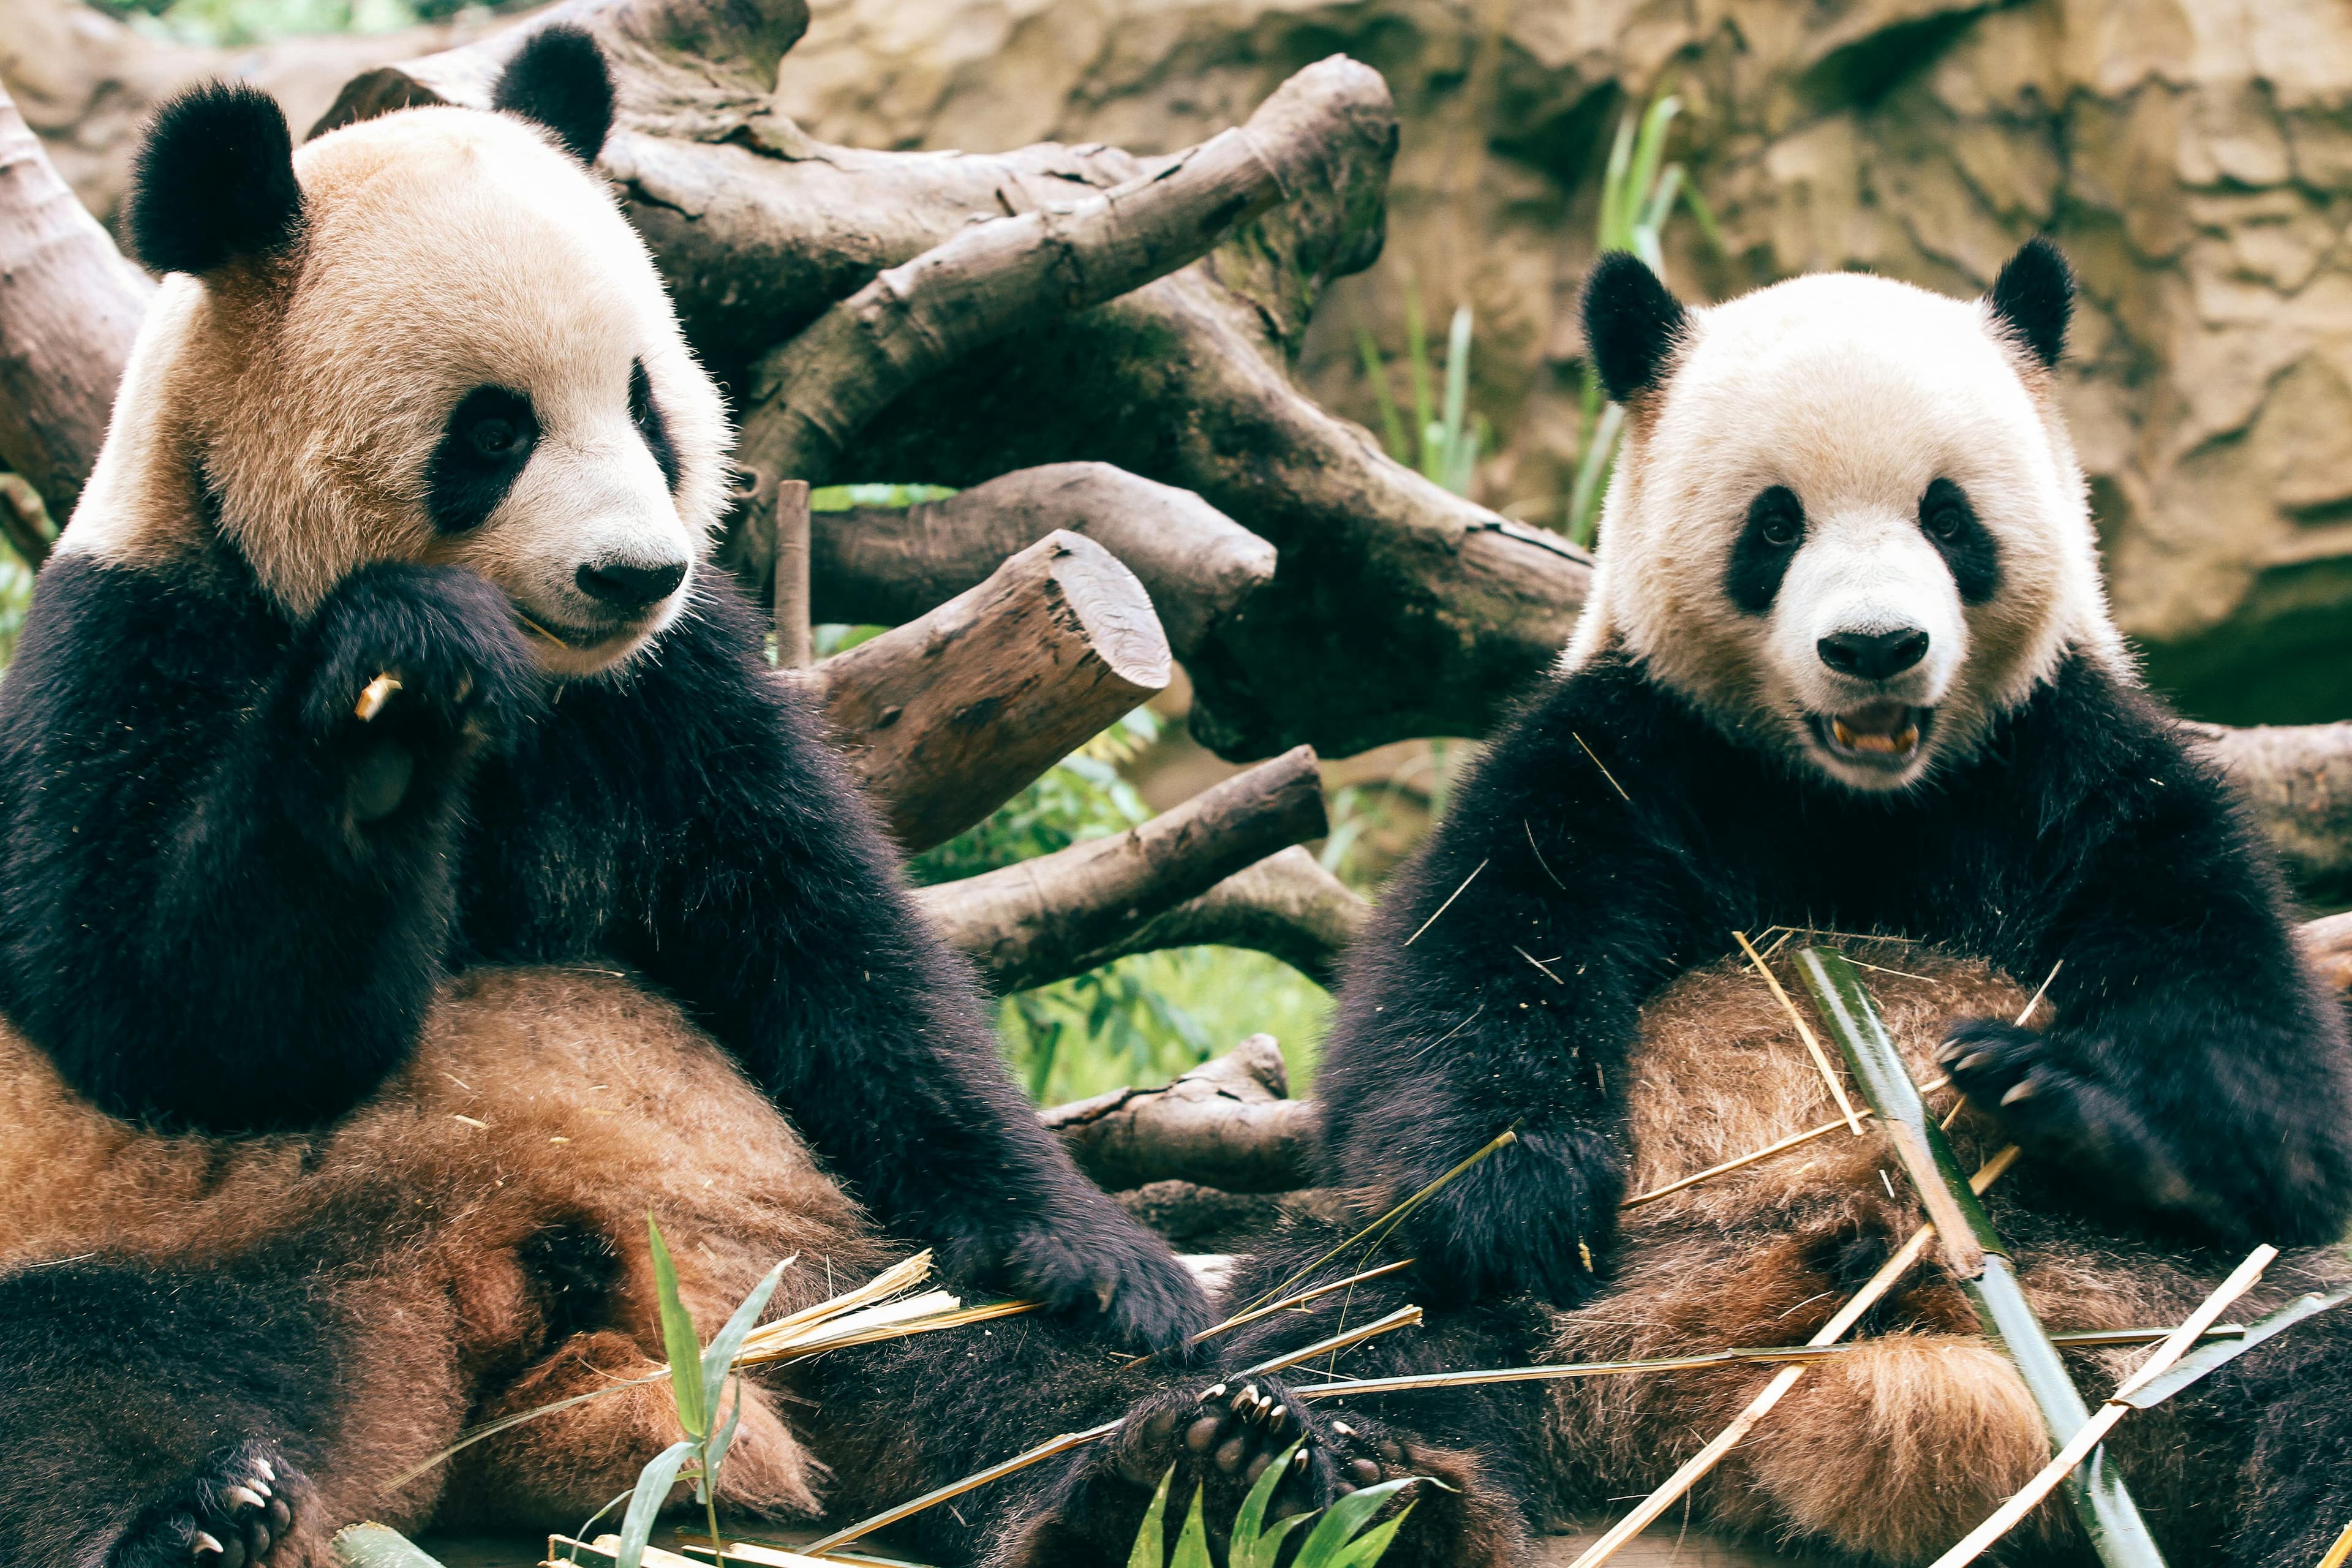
[1003,245,2352,1567]
[0,30,1222,1566]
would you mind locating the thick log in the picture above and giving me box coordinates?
[810,464,1274,662]
[1043,1033,1317,1193]
[729,55,1376,497]
[2189,721,2352,902]
[803,529,1167,853]
[918,745,1325,992]
[0,78,150,529]
[1082,846,1366,992]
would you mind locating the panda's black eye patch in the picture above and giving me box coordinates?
[429,385,538,534]
[1918,477,2000,604]
[1726,486,1806,614]
[630,360,680,494]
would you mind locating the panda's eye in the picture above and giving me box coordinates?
[1760,510,1800,548]
[1917,477,2000,605]
[469,418,521,458]
[1725,486,1806,614]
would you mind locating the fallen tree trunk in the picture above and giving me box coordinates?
[811,463,1275,663]
[1043,1032,1316,1193]
[918,745,1326,992]
[803,529,1167,853]
[0,78,150,532]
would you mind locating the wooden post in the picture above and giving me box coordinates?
[771,477,813,668]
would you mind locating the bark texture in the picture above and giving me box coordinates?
[802,529,1167,853]
[1066,845,1365,992]
[1043,1032,1316,1193]
[917,745,1326,992]
[2190,721,2352,902]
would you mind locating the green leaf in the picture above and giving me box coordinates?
[1330,1503,1414,1567]
[1291,1477,1420,1568]
[646,1215,708,1439]
[1355,323,1409,462]
[1126,1466,1177,1568]
[699,1253,795,1414]
[699,1378,747,1505]
[614,1439,698,1568]
[1170,1485,1215,1568]
[1231,1438,1304,1568]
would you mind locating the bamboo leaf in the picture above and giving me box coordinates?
[1401,274,1434,461]
[1439,305,1474,492]
[1331,1503,1414,1567]
[701,1377,747,1505]
[1170,1484,1215,1568]
[1292,1477,1419,1567]
[647,1216,709,1439]
[2120,1284,2352,1410]
[616,1441,699,1568]
[1127,1466,1177,1568]
[701,1254,796,1414]
[1231,1438,1305,1567]
[1597,110,1637,249]
[1354,323,1409,462]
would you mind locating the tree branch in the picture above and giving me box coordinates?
[801,529,1167,853]
[807,463,1275,662]
[0,78,151,530]
[916,745,1326,992]
[2188,722,2352,902]
[1043,1033,1317,1193]
[1079,846,1365,991]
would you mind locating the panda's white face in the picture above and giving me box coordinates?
[1570,265,2120,792]
[69,102,731,680]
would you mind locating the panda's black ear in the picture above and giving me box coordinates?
[1988,238,2073,371]
[1582,252,1690,404]
[126,83,303,277]
[492,25,616,165]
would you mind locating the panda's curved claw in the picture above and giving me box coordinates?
[193,1533,225,1560]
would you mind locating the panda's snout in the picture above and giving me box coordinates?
[1817,626,1929,682]
[576,556,688,614]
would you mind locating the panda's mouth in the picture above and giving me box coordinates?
[1814,701,1931,767]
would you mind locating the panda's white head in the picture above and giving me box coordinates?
[64,28,729,679]
[1565,243,2123,792]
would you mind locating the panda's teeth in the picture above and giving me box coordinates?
[1830,715,1920,756]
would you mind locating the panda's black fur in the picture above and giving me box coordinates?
[0,32,1238,1566]
[1033,244,2352,1567]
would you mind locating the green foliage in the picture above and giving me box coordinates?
[597,1218,792,1568]
[1355,277,1489,497]
[809,482,960,511]
[0,539,36,674]
[910,709,1159,884]
[1126,1444,1417,1568]
[89,0,474,47]
[1564,94,1722,547]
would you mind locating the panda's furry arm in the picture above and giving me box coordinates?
[1313,661,1711,1306]
[582,584,1210,1352]
[1940,668,2352,1247]
[0,549,538,1131]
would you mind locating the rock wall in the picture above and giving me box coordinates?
[775,0,2352,725]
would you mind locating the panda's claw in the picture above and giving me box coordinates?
[193,1534,225,1560]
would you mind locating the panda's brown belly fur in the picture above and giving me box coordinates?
[1539,949,2348,1565]
[0,965,895,1550]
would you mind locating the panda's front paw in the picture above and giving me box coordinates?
[287,563,540,829]
[110,1441,300,1567]
[1936,1019,2184,1199]
[953,1202,1211,1356]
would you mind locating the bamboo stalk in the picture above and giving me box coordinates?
[1733,931,1863,1134]
[1795,948,2166,1568]
[1562,1145,2017,1567]
[334,1524,449,1567]
[2318,1521,2352,1568]
[1924,1246,2277,1568]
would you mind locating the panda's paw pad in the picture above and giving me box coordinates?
[1320,1413,1417,1498]
[115,1445,298,1568]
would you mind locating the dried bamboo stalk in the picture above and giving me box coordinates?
[1733,930,1863,1134]
[1563,1145,2018,1567]
[1796,948,2165,1568]
[1924,1246,2277,1568]
[799,1305,1426,1555]
[2319,1521,2352,1568]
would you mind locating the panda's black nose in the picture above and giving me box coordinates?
[1818,627,1929,680]
[577,557,688,612]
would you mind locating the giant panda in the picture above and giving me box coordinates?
[1008,244,2352,1567]
[0,29,1221,1566]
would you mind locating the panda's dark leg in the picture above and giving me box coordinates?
[2192,1297,2352,1564]
[0,1259,339,1567]
[809,1227,1540,1568]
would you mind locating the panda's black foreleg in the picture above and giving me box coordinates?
[0,554,542,1133]
[0,1259,339,1567]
